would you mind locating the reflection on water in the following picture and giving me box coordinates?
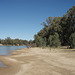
[0,62,7,68]
[0,46,26,55]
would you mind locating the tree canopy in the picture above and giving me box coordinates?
[34,6,75,48]
[0,37,28,46]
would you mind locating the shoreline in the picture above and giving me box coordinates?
[0,47,29,75]
[0,47,75,75]
[0,45,27,56]
[0,47,28,68]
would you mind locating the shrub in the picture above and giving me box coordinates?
[48,33,61,47]
[34,35,46,47]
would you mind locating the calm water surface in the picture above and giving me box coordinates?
[0,46,26,67]
[0,46,27,55]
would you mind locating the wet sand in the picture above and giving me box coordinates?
[0,47,75,75]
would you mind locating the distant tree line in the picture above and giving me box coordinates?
[0,37,28,46]
[34,6,75,48]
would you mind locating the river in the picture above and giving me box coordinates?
[0,46,27,55]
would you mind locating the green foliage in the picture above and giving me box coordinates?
[34,6,75,48]
[34,35,46,47]
[69,33,75,49]
[60,6,75,45]
[48,17,62,35]
[48,33,61,47]
[0,37,28,46]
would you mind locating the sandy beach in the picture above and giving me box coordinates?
[0,47,75,75]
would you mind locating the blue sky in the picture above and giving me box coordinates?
[0,0,75,40]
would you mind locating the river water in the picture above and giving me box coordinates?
[0,46,27,55]
[0,46,26,67]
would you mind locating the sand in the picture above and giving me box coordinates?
[0,47,75,75]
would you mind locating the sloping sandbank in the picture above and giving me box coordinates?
[0,47,75,75]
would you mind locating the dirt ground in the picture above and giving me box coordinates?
[0,47,75,75]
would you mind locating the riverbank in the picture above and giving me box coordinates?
[0,46,26,55]
[0,47,75,75]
